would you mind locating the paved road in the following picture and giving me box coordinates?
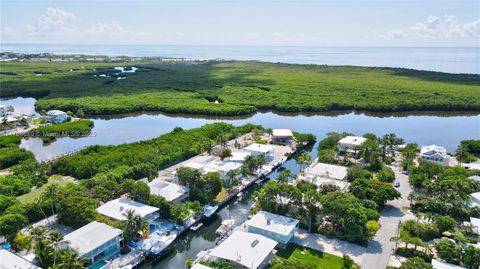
[360,165,413,269]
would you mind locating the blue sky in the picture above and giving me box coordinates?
[1,0,479,46]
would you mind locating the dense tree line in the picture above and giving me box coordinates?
[2,61,479,117]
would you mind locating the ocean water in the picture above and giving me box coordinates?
[2,44,479,74]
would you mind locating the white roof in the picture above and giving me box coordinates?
[432,259,467,269]
[245,143,274,154]
[191,264,213,269]
[471,217,480,229]
[182,162,205,170]
[96,198,159,221]
[227,151,251,162]
[61,221,122,256]
[471,192,480,201]
[272,129,293,137]
[304,162,348,181]
[338,136,367,146]
[0,249,41,269]
[46,110,66,116]
[205,161,242,173]
[246,211,299,236]
[421,145,447,158]
[209,231,277,269]
[470,175,480,182]
[148,179,188,202]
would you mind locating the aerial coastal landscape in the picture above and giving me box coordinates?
[1,1,480,269]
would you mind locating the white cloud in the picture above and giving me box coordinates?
[88,21,124,34]
[26,7,76,34]
[383,15,480,39]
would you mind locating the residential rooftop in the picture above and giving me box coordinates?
[205,160,242,173]
[246,211,299,236]
[272,129,293,137]
[245,143,275,153]
[209,231,277,269]
[0,249,41,269]
[148,179,188,202]
[421,144,447,157]
[227,151,251,162]
[61,221,123,256]
[304,162,348,181]
[432,259,467,269]
[338,136,367,146]
[96,198,159,221]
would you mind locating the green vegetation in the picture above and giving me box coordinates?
[24,119,94,144]
[16,175,72,204]
[271,245,358,269]
[2,61,479,116]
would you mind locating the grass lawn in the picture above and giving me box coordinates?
[274,245,359,269]
[17,175,74,204]
[214,187,230,203]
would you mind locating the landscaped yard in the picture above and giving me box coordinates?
[17,175,74,204]
[274,245,359,269]
[214,187,230,203]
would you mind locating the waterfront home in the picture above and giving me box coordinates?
[245,143,275,161]
[0,249,41,269]
[0,104,14,117]
[432,259,467,269]
[464,217,480,235]
[271,129,294,145]
[302,162,349,190]
[148,179,189,204]
[60,221,123,269]
[470,192,480,208]
[46,110,67,123]
[208,231,277,269]
[204,160,242,184]
[470,175,480,182]
[246,211,299,248]
[420,145,449,166]
[96,198,160,230]
[227,151,252,163]
[338,136,367,153]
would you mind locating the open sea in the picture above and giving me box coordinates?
[1,44,479,74]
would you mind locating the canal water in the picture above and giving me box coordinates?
[2,97,480,268]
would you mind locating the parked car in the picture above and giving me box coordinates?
[394,181,400,188]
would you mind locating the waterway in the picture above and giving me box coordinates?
[2,97,480,269]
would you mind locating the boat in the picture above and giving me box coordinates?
[203,205,219,218]
[236,192,243,198]
[145,231,177,255]
[190,222,203,231]
[215,219,235,236]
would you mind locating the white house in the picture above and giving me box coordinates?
[204,160,242,184]
[246,211,299,247]
[148,179,189,204]
[245,143,275,161]
[61,221,123,268]
[208,231,277,269]
[271,129,294,145]
[226,151,252,163]
[0,249,41,269]
[338,136,367,153]
[302,162,349,190]
[432,259,467,269]
[466,217,480,235]
[96,198,159,222]
[470,175,480,182]
[420,145,449,166]
[470,192,480,208]
[46,110,68,123]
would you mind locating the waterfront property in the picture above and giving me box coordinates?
[470,192,480,208]
[204,160,242,183]
[420,144,449,166]
[245,143,275,161]
[208,231,277,269]
[246,211,299,248]
[147,179,189,204]
[271,129,294,145]
[0,249,41,269]
[46,110,67,123]
[300,162,349,190]
[337,136,367,153]
[96,198,160,229]
[226,151,252,163]
[470,175,480,182]
[60,221,123,268]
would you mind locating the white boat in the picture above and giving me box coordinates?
[148,233,177,255]
[236,192,243,198]
[203,205,219,218]
[215,219,235,235]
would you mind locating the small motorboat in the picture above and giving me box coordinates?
[215,219,235,236]
[203,205,219,218]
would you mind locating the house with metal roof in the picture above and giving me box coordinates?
[96,198,159,222]
[338,136,367,153]
[245,143,275,161]
[208,231,277,269]
[60,221,123,269]
[271,129,294,145]
[0,249,41,269]
[246,211,299,247]
[148,179,189,204]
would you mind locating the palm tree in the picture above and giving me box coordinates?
[31,226,47,267]
[34,197,51,226]
[123,210,149,242]
[226,169,239,187]
[49,230,64,266]
[455,145,469,166]
[256,155,266,171]
[134,215,149,238]
[296,152,313,173]
[276,169,294,184]
[43,184,60,216]
[57,249,85,269]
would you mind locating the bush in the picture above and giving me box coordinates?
[378,166,395,183]
[347,166,373,182]
[395,247,432,262]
